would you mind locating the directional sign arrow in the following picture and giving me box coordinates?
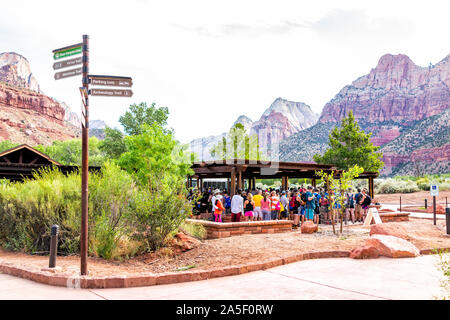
[54,67,83,80]
[88,75,133,87]
[53,44,83,60]
[53,57,82,70]
[89,89,133,97]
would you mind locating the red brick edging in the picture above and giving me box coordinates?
[1,247,449,289]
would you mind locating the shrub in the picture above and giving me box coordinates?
[126,175,191,252]
[375,178,419,194]
[0,163,137,258]
[416,177,430,191]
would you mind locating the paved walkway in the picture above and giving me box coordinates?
[0,255,445,300]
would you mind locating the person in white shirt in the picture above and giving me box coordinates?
[230,189,244,222]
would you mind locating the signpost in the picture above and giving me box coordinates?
[90,88,133,97]
[53,43,83,60]
[88,75,132,87]
[431,184,439,225]
[54,67,83,80]
[52,35,133,276]
[53,57,83,70]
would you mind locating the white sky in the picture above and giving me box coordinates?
[1,0,449,144]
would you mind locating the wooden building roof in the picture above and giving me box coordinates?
[0,144,100,181]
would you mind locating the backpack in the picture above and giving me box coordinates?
[348,193,354,207]
[300,193,307,204]
[289,197,297,210]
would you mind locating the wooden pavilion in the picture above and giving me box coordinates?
[0,144,100,181]
[189,159,377,198]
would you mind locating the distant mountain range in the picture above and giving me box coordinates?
[189,97,319,160]
[192,53,449,176]
[0,51,448,176]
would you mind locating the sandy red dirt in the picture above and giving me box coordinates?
[0,219,449,278]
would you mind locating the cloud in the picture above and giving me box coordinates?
[309,9,413,39]
[173,20,308,37]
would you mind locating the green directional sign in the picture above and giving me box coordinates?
[53,43,82,60]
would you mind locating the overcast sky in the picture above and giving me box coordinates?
[1,0,449,144]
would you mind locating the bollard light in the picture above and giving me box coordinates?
[49,224,59,268]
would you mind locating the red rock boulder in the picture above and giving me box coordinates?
[426,205,445,214]
[370,222,410,240]
[301,221,318,234]
[365,235,420,258]
[172,232,202,253]
[349,246,380,259]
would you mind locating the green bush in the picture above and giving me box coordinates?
[416,177,430,191]
[0,163,137,258]
[375,178,419,194]
[126,175,191,252]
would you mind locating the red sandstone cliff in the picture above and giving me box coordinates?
[319,53,449,128]
[0,52,80,145]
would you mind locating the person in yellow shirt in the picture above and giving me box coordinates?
[252,190,264,221]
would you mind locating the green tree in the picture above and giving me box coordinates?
[313,111,384,172]
[119,102,169,136]
[210,123,264,160]
[0,140,16,153]
[99,127,127,160]
[316,164,364,234]
[118,123,193,187]
[35,137,107,166]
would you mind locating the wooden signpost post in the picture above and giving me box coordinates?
[52,35,133,276]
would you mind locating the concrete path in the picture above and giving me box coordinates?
[0,255,445,300]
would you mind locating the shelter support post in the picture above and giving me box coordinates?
[230,167,236,196]
[368,177,374,199]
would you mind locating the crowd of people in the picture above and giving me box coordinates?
[187,185,373,227]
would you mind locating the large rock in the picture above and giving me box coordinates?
[426,204,446,214]
[370,223,410,240]
[300,221,318,234]
[172,232,202,253]
[365,234,420,258]
[349,245,380,259]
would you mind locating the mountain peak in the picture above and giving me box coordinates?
[0,51,40,93]
[375,53,417,72]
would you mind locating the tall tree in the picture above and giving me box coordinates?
[313,111,384,172]
[118,124,193,187]
[210,123,264,160]
[119,102,169,136]
[99,126,127,160]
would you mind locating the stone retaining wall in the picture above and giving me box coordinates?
[186,219,293,239]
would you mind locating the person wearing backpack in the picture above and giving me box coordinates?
[299,190,307,224]
[345,188,355,224]
[361,188,372,221]
[313,188,321,224]
[289,191,301,228]
[354,188,362,223]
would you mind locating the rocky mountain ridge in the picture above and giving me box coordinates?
[280,53,450,176]
[190,97,319,161]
